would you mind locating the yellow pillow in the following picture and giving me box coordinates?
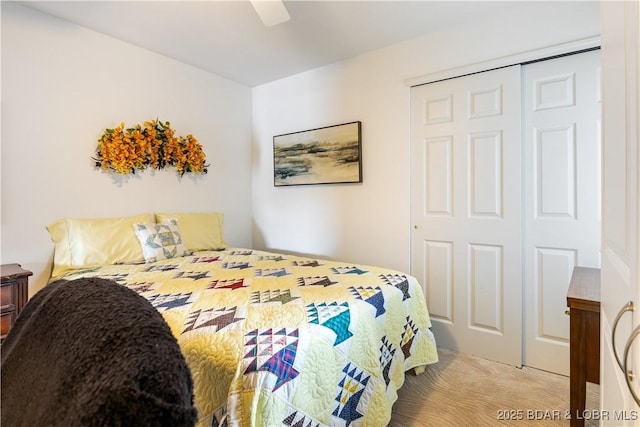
[47,213,152,279]
[155,212,227,252]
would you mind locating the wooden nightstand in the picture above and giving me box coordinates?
[566,266,600,427]
[1,264,33,342]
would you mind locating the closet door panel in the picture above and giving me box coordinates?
[411,65,522,366]
[524,50,602,375]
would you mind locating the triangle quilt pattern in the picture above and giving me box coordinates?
[306,302,353,346]
[146,292,192,312]
[330,266,368,275]
[292,260,322,267]
[332,362,370,426]
[191,256,220,263]
[250,289,299,305]
[182,306,244,334]
[255,268,290,277]
[282,409,321,427]
[297,276,337,287]
[379,336,396,387]
[207,278,247,290]
[379,274,410,301]
[242,328,300,391]
[348,286,386,317]
[400,315,419,359]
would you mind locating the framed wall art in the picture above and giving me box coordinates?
[273,121,362,186]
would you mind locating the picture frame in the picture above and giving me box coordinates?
[273,121,362,186]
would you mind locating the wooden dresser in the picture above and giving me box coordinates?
[1,264,32,342]
[566,266,600,427]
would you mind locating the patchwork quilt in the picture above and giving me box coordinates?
[57,248,438,426]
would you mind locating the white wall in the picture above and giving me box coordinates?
[1,3,253,295]
[251,2,600,273]
[1,1,601,297]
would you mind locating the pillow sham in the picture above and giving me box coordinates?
[133,219,191,263]
[47,213,152,279]
[154,212,227,252]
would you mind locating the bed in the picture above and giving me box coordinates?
[45,212,438,427]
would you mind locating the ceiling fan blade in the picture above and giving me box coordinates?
[250,0,290,27]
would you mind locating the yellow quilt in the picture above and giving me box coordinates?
[58,248,438,426]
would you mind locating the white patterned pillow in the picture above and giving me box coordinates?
[133,219,191,263]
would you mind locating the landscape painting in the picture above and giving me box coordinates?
[273,121,362,186]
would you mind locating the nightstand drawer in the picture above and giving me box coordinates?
[1,282,15,307]
[0,309,16,337]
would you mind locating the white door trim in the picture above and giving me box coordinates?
[405,36,600,87]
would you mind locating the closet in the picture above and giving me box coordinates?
[410,49,601,375]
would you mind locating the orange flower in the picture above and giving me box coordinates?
[93,119,209,176]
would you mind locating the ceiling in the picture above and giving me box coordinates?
[22,1,574,87]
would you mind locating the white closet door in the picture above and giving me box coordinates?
[410,65,523,366]
[600,0,640,422]
[523,50,602,376]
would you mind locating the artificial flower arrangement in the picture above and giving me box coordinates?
[92,119,208,176]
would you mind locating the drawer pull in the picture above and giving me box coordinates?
[623,325,640,406]
[612,301,634,373]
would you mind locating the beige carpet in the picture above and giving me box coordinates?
[389,348,599,427]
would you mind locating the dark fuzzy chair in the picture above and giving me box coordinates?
[1,277,198,427]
